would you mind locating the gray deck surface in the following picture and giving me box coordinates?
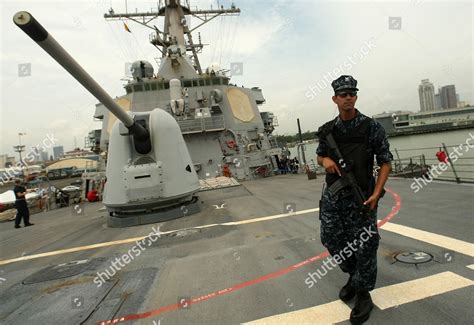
[0,174,473,324]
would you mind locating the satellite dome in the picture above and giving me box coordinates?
[131,60,154,79]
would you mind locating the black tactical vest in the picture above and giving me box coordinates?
[319,117,374,192]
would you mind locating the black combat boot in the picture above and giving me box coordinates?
[350,290,374,324]
[339,275,356,301]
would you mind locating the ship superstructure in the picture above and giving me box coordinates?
[93,0,281,180]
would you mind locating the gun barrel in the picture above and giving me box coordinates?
[13,11,148,140]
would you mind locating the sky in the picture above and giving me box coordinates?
[0,0,472,158]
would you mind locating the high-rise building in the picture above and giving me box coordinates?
[40,149,49,162]
[418,79,435,112]
[434,93,441,110]
[27,148,39,163]
[440,85,457,109]
[53,146,64,160]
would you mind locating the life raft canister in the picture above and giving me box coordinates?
[436,151,449,164]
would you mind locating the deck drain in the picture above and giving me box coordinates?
[394,251,433,265]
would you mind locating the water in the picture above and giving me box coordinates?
[288,129,474,183]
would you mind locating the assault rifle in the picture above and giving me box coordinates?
[325,133,372,215]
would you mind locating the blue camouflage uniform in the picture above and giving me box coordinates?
[316,109,393,291]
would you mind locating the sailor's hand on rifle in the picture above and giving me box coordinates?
[322,157,341,176]
[363,193,380,211]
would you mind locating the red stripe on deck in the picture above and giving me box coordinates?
[96,188,402,324]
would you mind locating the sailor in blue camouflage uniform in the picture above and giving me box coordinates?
[316,75,393,324]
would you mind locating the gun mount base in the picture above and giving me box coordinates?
[107,196,200,227]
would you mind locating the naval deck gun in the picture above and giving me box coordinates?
[13,11,201,227]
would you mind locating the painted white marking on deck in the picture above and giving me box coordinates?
[371,271,473,309]
[379,221,474,257]
[222,208,320,226]
[0,208,319,266]
[244,272,474,324]
[243,300,352,325]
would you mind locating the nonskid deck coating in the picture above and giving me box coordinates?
[0,174,473,324]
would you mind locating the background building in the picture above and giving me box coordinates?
[440,85,457,109]
[63,148,96,159]
[0,155,16,168]
[418,79,435,112]
[373,106,474,136]
[46,158,98,179]
[40,149,49,162]
[434,93,441,110]
[52,146,64,160]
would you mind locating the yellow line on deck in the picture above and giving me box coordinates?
[0,208,319,266]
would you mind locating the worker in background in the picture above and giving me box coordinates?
[13,179,34,228]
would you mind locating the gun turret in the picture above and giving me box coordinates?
[13,11,151,154]
[13,11,201,227]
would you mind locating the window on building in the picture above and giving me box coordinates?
[133,84,143,92]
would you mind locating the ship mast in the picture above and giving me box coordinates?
[104,0,240,78]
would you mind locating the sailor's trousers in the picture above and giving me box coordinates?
[14,199,30,226]
[319,188,380,291]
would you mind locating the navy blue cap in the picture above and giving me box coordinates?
[331,75,359,93]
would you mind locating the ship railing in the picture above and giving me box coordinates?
[391,143,474,183]
[268,137,279,148]
[250,165,271,178]
[178,116,226,134]
[390,154,428,174]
